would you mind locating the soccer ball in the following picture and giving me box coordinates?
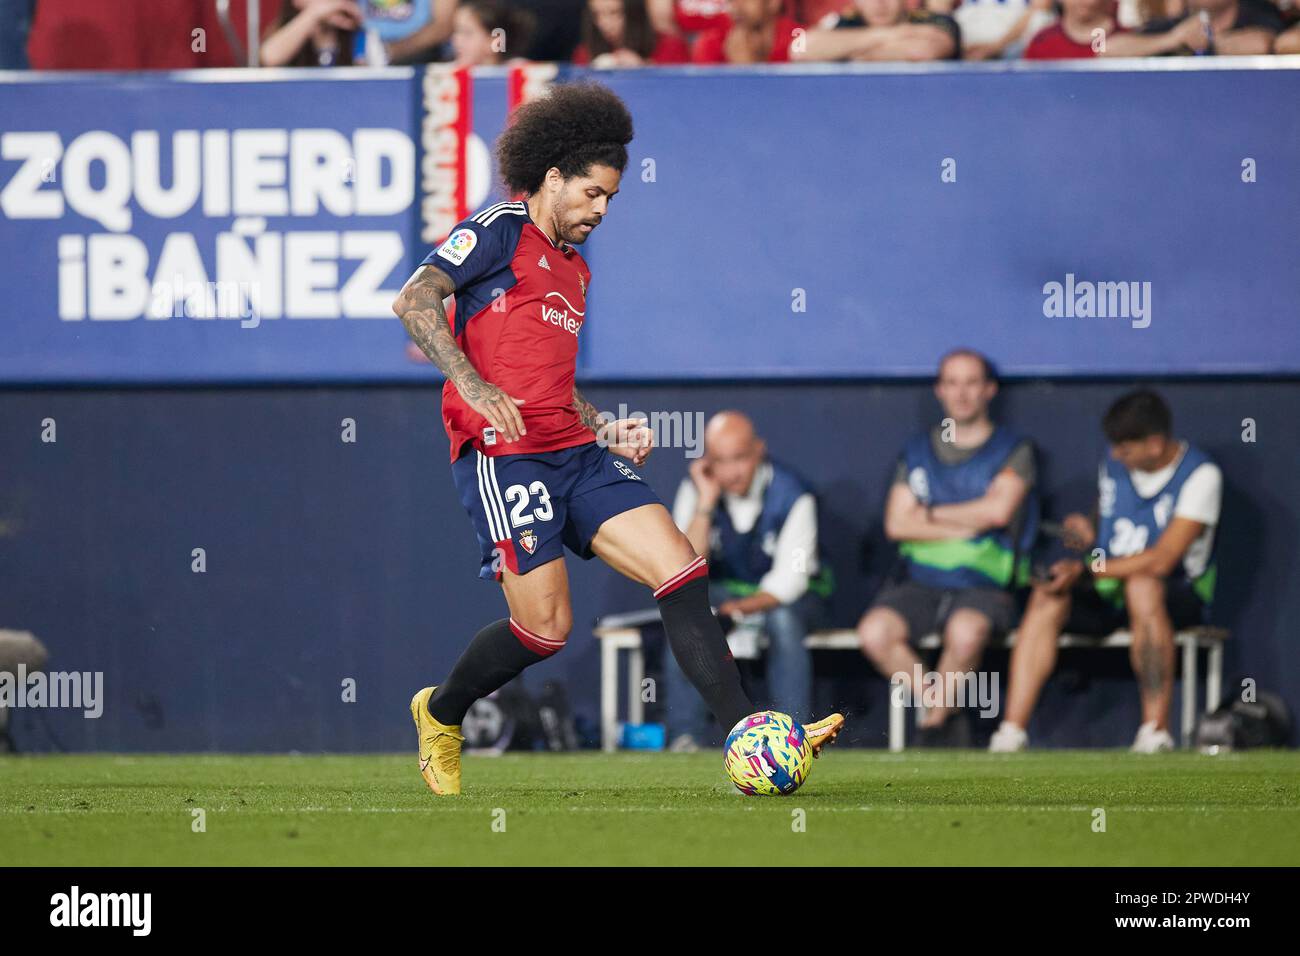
[723,711,813,796]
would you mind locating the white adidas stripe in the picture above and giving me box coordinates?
[481,205,527,227]
[475,451,500,541]
[486,457,511,539]
[470,201,520,223]
[471,201,526,227]
[476,451,510,542]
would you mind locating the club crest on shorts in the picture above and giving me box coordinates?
[518,529,538,554]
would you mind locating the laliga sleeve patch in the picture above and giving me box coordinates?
[435,228,478,266]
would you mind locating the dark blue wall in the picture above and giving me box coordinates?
[3,378,1296,751]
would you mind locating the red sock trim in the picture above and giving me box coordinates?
[509,618,565,657]
[653,556,708,599]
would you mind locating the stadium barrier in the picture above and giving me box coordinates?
[593,611,1228,752]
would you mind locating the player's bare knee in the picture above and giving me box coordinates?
[858,609,906,661]
[512,606,572,647]
[544,609,573,644]
[660,533,702,582]
[943,610,990,660]
[1024,587,1070,627]
[1124,575,1167,621]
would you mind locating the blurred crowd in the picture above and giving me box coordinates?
[8,0,1299,71]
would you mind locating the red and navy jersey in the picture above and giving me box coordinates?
[421,200,596,462]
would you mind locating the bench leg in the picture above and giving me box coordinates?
[1180,638,1197,750]
[628,645,645,725]
[1207,642,1223,714]
[889,680,905,753]
[601,636,619,753]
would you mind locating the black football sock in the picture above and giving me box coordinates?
[427,618,561,725]
[655,558,755,732]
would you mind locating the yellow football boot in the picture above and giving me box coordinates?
[803,712,845,757]
[410,686,465,796]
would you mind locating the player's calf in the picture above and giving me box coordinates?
[427,617,565,727]
[655,557,756,732]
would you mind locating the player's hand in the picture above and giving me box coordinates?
[717,598,745,619]
[601,418,654,466]
[462,379,527,443]
[1042,558,1085,595]
[1062,512,1095,551]
[689,457,722,510]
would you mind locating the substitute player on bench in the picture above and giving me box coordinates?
[858,349,1038,745]
[990,389,1221,753]
[392,83,844,795]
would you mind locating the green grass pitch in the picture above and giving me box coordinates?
[4,751,1298,866]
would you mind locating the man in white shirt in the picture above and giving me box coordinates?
[991,389,1222,753]
[664,411,829,750]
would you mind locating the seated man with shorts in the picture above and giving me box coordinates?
[990,389,1221,753]
[858,350,1038,744]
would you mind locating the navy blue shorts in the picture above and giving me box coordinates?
[451,441,663,580]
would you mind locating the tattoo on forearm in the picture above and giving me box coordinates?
[572,387,609,434]
[396,267,486,399]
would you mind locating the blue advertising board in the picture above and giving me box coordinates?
[581,60,1300,379]
[1,61,1298,383]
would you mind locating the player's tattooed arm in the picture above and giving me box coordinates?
[576,387,654,467]
[393,265,527,443]
[572,387,611,435]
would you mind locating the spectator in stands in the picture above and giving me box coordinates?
[514,0,586,60]
[450,0,535,65]
[1135,0,1188,20]
[649,0,731,36]
[690,0,804,62]
[1102,0,1282,54]
[573,0,691,65]
[991,390,1221,753]
[1024,0,1120,58]
[1274,17,1300,51]
[663,411,831,751]
[794,0,848,29]
[795,0,960,61]
[949,0,1057,59]
[262,0,364,66]
[353,0,456,64]
[858,350,1037,745]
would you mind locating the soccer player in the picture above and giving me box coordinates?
[664,411,832,751]
[990,389,1221,753]
[857,349,1038,745]
[392,83,844,795]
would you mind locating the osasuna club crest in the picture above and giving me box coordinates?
[518,529,538,554]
